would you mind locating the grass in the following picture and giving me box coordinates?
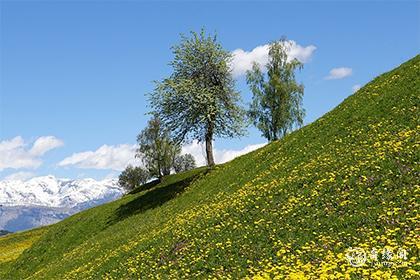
[2,55,419,279]
[0,227,47,279]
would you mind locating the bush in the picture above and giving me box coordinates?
[173,154,196,173]
[118,165,150,191]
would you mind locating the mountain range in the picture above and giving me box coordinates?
[0,176,124,232]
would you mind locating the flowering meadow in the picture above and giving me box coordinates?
[0,227,46,278]
[3,56,419,279]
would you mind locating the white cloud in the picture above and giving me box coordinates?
[60,141,266,172]
[325,67,353,80]
[5,171,36,181]
[0,136,63,171]
[352,84,361,93]
[58,144,141,171]
[182,141,266,166]
[30,136,64,156]
[214,143,266,164]
[231,40,316,77]
[181,141,208,167]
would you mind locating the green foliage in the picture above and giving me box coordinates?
[150,29,245,166]
[136,116,180,178]
[5,56,419,279]
[118,165,150,191]
[173,153,196,173]
[247,38,305,141]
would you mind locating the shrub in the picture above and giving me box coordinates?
[118,165,150,191]
[173,154,196,173]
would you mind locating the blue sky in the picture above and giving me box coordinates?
[0,1,419,181]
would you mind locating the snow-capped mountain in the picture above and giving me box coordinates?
[0,175,125,232]
[0,175,124,208]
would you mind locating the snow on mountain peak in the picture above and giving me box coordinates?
[0,175,125,208]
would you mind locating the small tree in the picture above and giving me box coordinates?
[136,116,180,179]
[246,38,305,141]
[150,30,245,167]
[174,153,196,173]
[118,165,149,191]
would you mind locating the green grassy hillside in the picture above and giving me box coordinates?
[0,227,47,279]
[4,56,419,279]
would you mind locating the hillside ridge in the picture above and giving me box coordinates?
[2,55,419,279]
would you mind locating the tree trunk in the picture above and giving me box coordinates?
[205,124,215,167]
[205,138,215,167]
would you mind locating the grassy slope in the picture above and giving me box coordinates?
[0,227,47,278]
[5,56,420,279]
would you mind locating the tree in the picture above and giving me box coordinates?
[136,116,180,179]
[118,165,149,191]
[150,30,245,167]
[173,153,196,173]
[246,38,305,141]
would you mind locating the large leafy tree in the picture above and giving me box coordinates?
[136,116,180,179]
[246,38,305,141]
[150,30,245,167]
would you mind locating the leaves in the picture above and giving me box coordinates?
[136,117,181,178]
[247,38,305,141]
[150,30,246,145]
[173,154,197,174]
[118,165,150,191]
